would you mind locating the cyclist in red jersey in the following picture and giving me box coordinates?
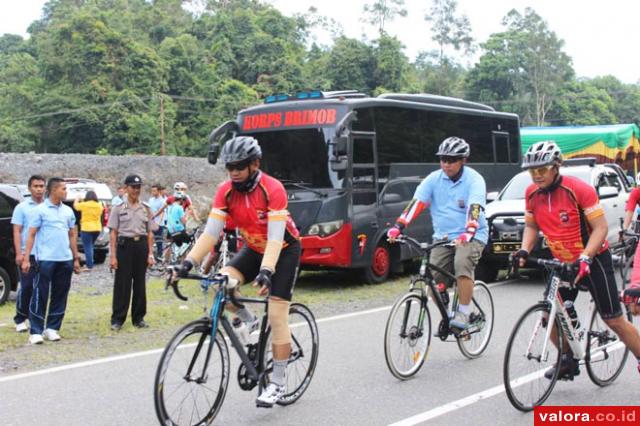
[513,141,640,378]
[177,136,301,407]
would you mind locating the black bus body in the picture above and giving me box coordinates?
[209,91,521,283]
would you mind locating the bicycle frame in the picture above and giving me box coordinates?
[181,275,270,386]
[535,272,623,365]
[402,236,487,340]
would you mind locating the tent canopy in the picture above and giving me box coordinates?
[521,124,640,161]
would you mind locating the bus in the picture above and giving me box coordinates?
[208,90,521,283]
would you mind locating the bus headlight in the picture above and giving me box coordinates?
[308,220,344,237]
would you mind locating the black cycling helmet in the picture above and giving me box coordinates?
[220,136,262,165]
[521,140,563,169]
[436,136,470,158]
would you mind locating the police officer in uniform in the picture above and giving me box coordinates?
[108,175,155,331]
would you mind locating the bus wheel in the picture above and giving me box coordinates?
[364,243,391,284]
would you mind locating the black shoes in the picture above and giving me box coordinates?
[545,354,580,381]
[111,323,122,331]
[133,320,149,329]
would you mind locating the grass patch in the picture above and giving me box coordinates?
[0,271,411,374]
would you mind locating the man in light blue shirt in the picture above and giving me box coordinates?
[11,175,46,333]
[111,185,125,207]
[148,184,166,260]
[387,137,487,330]
[22,177,80,345]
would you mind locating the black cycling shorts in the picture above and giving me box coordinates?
[227,240,301,301]
[560,249,622,320]
[169,231,190,246]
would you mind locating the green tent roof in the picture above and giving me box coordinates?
[521,124,640,156]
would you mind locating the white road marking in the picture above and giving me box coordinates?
[387,369,546,426]
[0,279,512,383]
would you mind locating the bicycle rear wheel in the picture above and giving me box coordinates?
[586,306,631,386]
[457,280,494,359]
[260,303,319,406]
[384,291,431,380]
[503,303,562,412]
[154,319,230,425]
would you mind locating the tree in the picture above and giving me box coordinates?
[588,76,640,125]
[362,0,407,34]
[548,81,616,126]
[372,34,409,92]
[425,0,474,66]
[326,37,376,93]
[465,8,574,125]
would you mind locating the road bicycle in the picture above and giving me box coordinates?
[503,256,632,412]
[148,228,201,277]
[384,236,495,380]
[154,270,319,425]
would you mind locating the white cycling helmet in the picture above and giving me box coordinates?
[436,136,470,158]
[521,140,563,169]
[173,182,188,191]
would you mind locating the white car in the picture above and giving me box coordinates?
[476,158,632,282]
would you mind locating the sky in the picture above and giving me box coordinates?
[1,0,638,84]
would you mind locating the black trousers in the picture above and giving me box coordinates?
[112,239,148,325]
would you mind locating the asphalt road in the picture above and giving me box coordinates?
[1,277,638,426]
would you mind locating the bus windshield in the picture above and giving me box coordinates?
[246,128,342,189]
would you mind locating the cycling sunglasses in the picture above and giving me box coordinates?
[439,156,462,164]
[225,160,251,172]
[528,165,554,177]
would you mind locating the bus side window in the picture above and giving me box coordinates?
[493,132,510,163]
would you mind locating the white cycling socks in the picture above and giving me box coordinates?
[458,304,471,315]
[272,359,287,387]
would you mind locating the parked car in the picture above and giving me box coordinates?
[476,158,631,282]
[0,184,24,305]
[63,178,113,264]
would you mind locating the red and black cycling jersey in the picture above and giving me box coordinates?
[210,172,299,253]
[525,175,607,263]
[625,187,640,212]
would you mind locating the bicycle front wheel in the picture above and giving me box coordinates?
[384,291,431,380]
[457,280,494,359]
[260,303,319,406]
[586,306,631,386]
[154,319,230,426]
[503,303,562,412]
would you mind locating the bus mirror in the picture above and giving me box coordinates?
[330,156,348,171]
[208,142,219,165]
[208,120,239,164]
[333,135,348,156]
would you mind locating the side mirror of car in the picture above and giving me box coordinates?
[598,186,619,199]
[381,193,403,204]
[486,191,499,203]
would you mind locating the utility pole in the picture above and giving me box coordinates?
[159,94,166,155]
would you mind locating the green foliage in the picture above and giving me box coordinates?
[465,8,574,126]
[0,1,638,155]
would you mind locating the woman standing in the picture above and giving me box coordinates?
[74,190,104,271]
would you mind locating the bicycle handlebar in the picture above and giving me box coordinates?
[164,266,245,308]
[392,235,455,252]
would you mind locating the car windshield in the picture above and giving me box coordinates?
[499,167,592,200]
